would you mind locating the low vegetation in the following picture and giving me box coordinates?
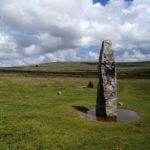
[0,75,150,149]
[0,61,150,78]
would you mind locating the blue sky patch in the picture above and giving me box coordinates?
[93,0,109,6]
[93,0,133,6]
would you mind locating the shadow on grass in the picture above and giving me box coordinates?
[72,106,89,113]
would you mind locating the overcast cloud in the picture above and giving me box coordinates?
[0,0,150,66]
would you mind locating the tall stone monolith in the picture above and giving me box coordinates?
[96,40,117,117]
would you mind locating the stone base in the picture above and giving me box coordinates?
[85,108,140,123]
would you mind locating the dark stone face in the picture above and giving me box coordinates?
[103,61,115,77]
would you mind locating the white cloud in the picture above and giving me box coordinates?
[86,51,99,61]
[0,0,150,66]
[116,49,150,62]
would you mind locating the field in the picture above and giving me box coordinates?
[0,62,150,149]
[0,61,150,78]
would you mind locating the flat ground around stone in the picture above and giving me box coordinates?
[81,108,140,123]
[0,77,149,150]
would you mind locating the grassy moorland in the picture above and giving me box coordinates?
[1,61,149,72]
[0,61,150,78]
[0,62,150,149]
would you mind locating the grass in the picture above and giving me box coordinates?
[0,61,150,79]
[0,76,150,150]
[1,61,150,72]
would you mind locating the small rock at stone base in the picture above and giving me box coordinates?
[57,91,62,95]
[118,102,123,106]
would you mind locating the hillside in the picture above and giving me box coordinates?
[0,61,150,78]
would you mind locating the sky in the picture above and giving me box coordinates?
[0,0,150,67]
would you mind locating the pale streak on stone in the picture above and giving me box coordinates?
[96,40,117,117]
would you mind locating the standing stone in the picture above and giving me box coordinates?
[96,40,117,117]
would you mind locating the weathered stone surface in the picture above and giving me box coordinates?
[96,40,117,117]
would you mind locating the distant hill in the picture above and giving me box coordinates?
[0,61,150,78]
